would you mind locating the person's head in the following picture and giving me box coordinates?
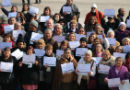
[94,37,102,45]
[46,18,54,29]
[95,24,104,34]
[88,16,98,25]
[64,48,72,59]
[29,20,38,31]
[91,3,97,13]
[58,19,66,27]
[8,17,16,25]
[108,17,115,23]
[22,3,29,11]
[36,39,46,49]
[3,47,11,58]
[60,40,69,50]
[53,13,61,22]
[115,46,123,53]
[11,5,18,12]
[54,23,63,35]
[43,6,51,16]
[70,20,77,29]
[102,49,111,60]
[78,27,86,35]
[118,8,125,16]
[115,57,123,67]
[3,33,12,42]
[66,0,73,6]
[95,43,103,52]
[68,32,76,41]
[72,15,78,21]
[122,37,130,46]
[16,37,26,49]
[84,50,92,61]
[44,29,52,40]
[118,22,126,31]
[45,44,53,56]
[26,46,34,55]
[88,33,97,43]
[1,15,8,24]
[107,29,115,38]
[14,22,22,30]
[80,37,87,47]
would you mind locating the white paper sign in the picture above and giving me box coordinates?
[4,25,14,33]
[87,32,93,36]
[113,52,126,59]
[40,16,50,22]
[119,80,130,90]
[69,41,80,49]
[126,19,130,28]
[13,30,24,41]
[34,49,45,57]
[8,12,17,19]
[107,38,116,46]
[87,44,92,48]
[104,9,115,17]
[53,36,65,43]
[11,49,23,60]
[98,64,110,74]
[97,35,103,40]
[75,34,86,41]
[43,57,56,66]
[76,48,88,56]
[22,54,36,64]
[61,62,74,74]
[63,6,72,14]
[0,62,13,72]
[2,0,12,7]
[56,49,64,57]
[0,42,12,50]
[31,32,43,41]
[29,6,39,14]
[77,64,91,73]
[92,57,102,65]
[122,45,130,53]
[108,78,120,88]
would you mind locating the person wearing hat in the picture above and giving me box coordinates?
[24,20,41,46]
[0,15,8,35]
[101,16,119,34]
[84,3,104,25]
[115,22,130,43]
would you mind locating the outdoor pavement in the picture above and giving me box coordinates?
[0,0,130,26]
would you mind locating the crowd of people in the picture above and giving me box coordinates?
[0,0,130,90]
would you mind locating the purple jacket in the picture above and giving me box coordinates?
[115,29,130,43]
[108,65,129,90]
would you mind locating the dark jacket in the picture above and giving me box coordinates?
[60,4,80,22]
[0,56,17,84]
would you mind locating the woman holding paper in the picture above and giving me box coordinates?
[53,48,77,90]
[104,57,129,90]
[97,49,115,90]
[0,47,17,90]
[76,50,96,90]
[42,44,57,90]
[18,46,39,90]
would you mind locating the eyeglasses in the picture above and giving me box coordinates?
[102,54,108,56]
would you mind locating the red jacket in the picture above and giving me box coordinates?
[0,23,8,35]
[84,9,103,25]
[125,57,130,71]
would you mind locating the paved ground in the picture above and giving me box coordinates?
[0,0,130,26]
